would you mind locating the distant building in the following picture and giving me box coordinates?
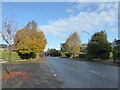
[112,39,120,48]
[80,43,87,48]
[112,39,120,60]
[80,43,87,53]
[0,44,8,51]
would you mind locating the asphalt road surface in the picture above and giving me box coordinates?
[46,57,118,88]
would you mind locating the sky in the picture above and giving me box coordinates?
[1,2,119,50]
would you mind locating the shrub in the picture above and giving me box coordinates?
[18,52,36,59]
[47,49,61,57]
[60,52,66,57]
[79,53,86,58]
[65,53,71,57]
[116,52,120,59]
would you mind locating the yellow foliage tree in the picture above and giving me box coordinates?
[14,21,47,58]
[65,32,81,54]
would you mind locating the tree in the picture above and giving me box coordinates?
[25,20,37,30]
[63,32,81,57]
[47,48,61,57]
[0,18,17,73]
[87,31,112,60]
[14,21,47,59]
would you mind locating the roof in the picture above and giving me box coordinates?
[115,39,120,43]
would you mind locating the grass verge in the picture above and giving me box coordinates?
[0,51,20,61]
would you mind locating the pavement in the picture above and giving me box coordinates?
[2,61,63,88]
[46,57,119,88]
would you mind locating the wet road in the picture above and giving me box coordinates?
[47,57,118,88]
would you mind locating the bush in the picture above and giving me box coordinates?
[100,52,110,60]
[47,49,61,57]
[18,52,36,59]
[115,52,120,59]
[117,52,120,59]
[113,47,120,59]
[79,53,86,58]
[60,52,66,57]
[65,53,79,58]
[65,53,71,57]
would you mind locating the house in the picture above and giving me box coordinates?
[112,39,120,51]
[0,44,8,51]
[80,43,87,53]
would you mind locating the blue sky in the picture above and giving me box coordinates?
[2,2,70,28]
[1,2,118,50]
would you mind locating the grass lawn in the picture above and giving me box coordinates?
[79,52,86,54]
[0,51,45,64]
[0,51,20,61]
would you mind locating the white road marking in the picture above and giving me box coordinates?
[90,70,106,78]
[46,61,57,78]
[54,74,57,77]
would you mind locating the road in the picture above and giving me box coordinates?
[46,57,118,88]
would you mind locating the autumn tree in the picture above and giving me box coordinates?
[14,21,47,59]
[87,31,112,60]
[63,32,81,57]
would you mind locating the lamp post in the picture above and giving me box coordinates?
[83,31,89,44]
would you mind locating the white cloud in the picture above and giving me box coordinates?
[40,2,118,41]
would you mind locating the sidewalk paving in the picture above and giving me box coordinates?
[2,60,63,88]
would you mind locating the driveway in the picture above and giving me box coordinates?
[46,57,118,88]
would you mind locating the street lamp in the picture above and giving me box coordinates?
[83,31,89,44]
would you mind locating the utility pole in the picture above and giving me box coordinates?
[83,31,89,44]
